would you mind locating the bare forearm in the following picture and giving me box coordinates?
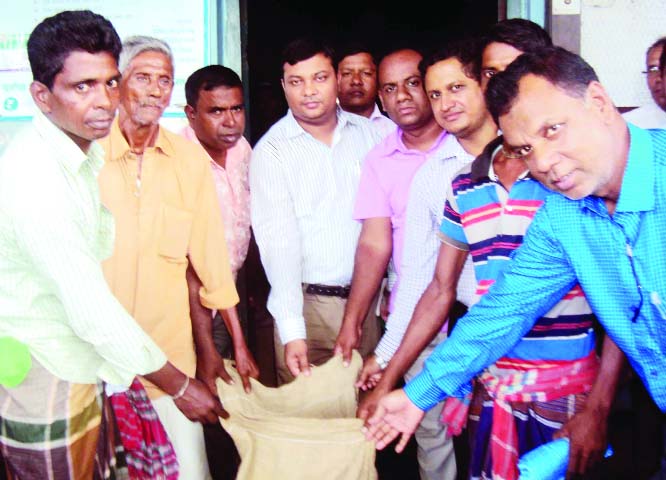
[586,335,625,415]
[143,361,187,396]
[186,263,215,354]
[219,306,249,350]
[379,279,456,389]
[343,242,391,328]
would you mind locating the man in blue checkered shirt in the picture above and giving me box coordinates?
[365,45,666,473]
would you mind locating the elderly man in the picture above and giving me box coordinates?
[366,46,666,478]
[98,36,254,479]
[623,37,666,129]
[0,12,222,479]
[336,42,396,138]
[251,38,382,384]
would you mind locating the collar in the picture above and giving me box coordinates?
[105,117,176,160]
[582,123,654,215]
[383,127,449,156]
[282,106,357,140]
[369,104,385,121]
[470,135,504,182]
[33,110,103,174]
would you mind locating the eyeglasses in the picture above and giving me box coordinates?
[501,144,528,160]
[642,65,661,76]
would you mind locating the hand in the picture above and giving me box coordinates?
[174,377,228,423]
[363,389,424,453]
[554,407,608,477]
[234,345,260,393]
[284,339,311,377]
[356,354,384,391]
[357,383,390,422]
[196,346,233,396]
[334,320,361,367]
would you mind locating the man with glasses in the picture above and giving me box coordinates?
[623,37,666,129]
[365,46,660,479]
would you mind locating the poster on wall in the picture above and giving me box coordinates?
[0,0,210,120]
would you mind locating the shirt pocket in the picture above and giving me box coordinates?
[158,204,192,262]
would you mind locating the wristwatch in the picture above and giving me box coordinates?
[375,353,388,370]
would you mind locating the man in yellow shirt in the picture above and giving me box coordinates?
[98,35,257,479]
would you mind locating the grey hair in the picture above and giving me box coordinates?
[119,35,173,73]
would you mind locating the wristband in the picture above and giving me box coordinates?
[172,376,190,400]
[375,353,388,370]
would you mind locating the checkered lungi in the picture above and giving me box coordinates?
[0,358,127,479]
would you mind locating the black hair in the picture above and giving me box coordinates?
[335,41,376,68]
[280,38,335,76]
[28,10,121,89]
[648,37,666,56]
[419,39,481,82]
[659,41,666,75]
[185,65,243,107]
[485,46,599,125]
[482,19,552,54]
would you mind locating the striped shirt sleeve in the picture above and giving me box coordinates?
[250,141,307,344]
[12,177,167,386]
[404,204,577,410]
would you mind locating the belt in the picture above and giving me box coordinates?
[304,283,351,299]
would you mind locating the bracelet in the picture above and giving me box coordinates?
[375,353,388,370]
[172,376,190,400]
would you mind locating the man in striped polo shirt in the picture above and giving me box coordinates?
[364,23,624,480]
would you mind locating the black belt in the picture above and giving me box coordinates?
[304,283,351,299]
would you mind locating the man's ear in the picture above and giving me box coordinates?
[585,81,615,123]
[280,77,285,92]
[29,81,51,114]
[184,104,196,124]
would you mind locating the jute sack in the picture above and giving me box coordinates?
[217,351,377,479]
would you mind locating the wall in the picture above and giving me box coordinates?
[580,0,666,108]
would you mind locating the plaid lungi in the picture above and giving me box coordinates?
[110,378,178,479]
[0,357,128,479]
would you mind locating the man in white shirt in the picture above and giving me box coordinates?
[623,37,666,129]
[0,10,223,479]
[251,38,382,384]
[337,42,396,138]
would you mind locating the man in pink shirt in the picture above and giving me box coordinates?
[182,65,257,363]
[334,48,452,479]
[183,65,252,281]
[182,64,258,478]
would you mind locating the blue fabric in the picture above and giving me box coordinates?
[517,438,613,480]
[517,438,570,480]
[405,124,666,412]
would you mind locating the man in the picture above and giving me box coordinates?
[182,64,259,477]
[363,27,623,479]
[251,38,382,384]
[0,11,223,479]
[337,43,396,137]
[98,36,254,479]
[623,37,666,129]
[183,65,258,367]
[366,46,660,478]
[333,47,466,479]
[662,42,666,92]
